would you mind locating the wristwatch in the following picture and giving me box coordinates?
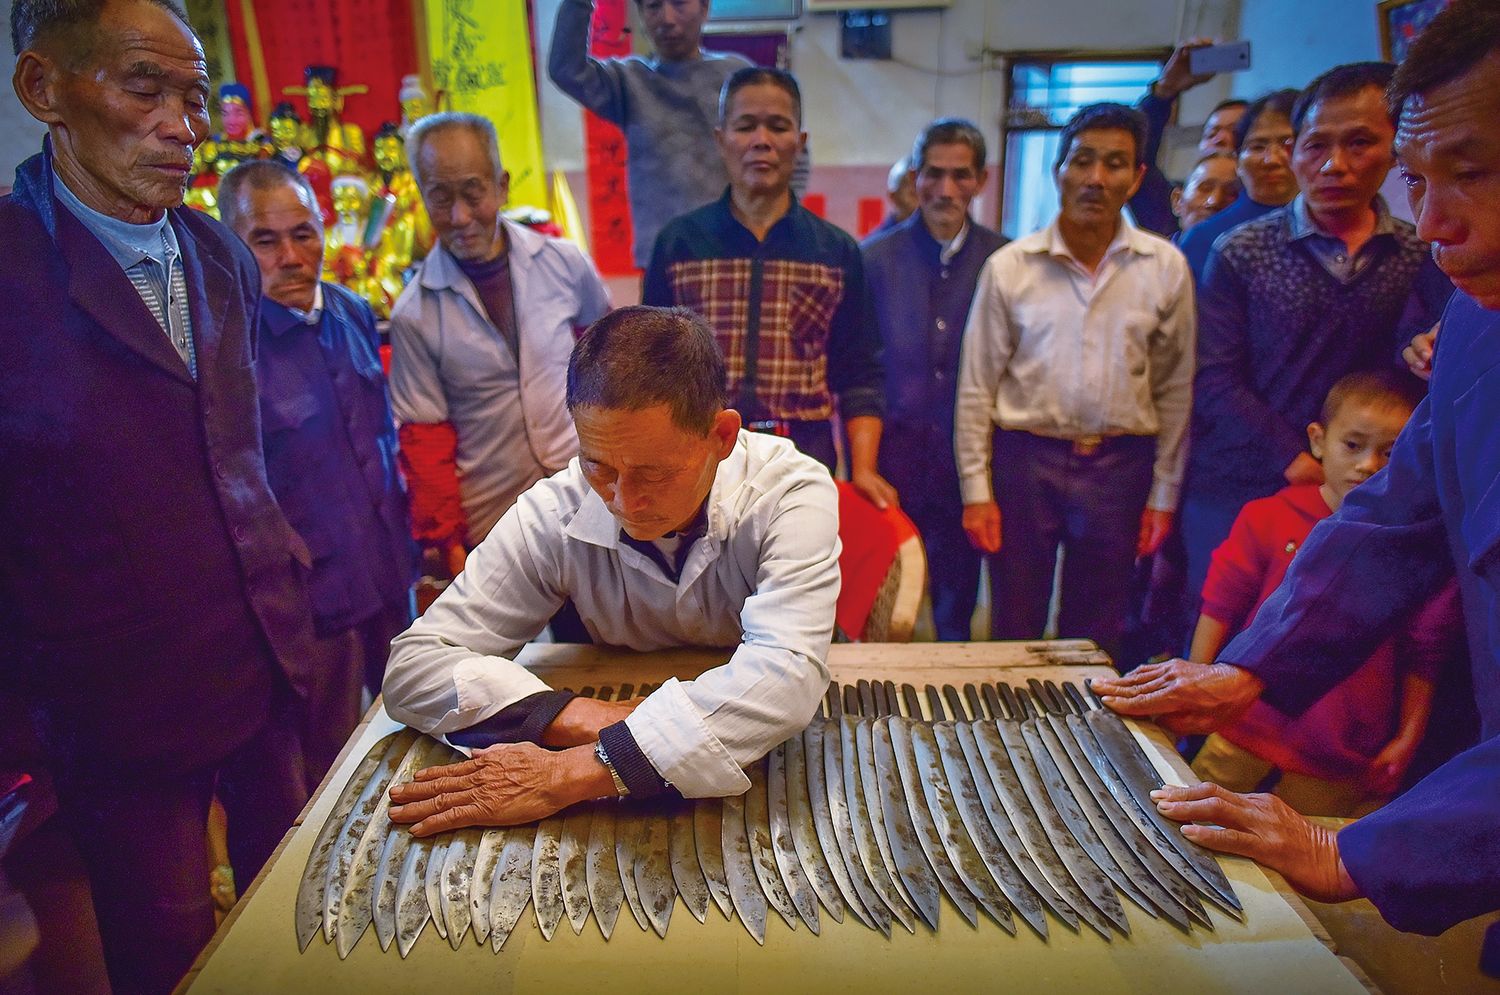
[594,740,630,797]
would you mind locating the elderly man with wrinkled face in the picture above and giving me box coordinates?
[1,0,324,991]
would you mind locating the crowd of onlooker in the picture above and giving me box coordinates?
[4,0,1494,989]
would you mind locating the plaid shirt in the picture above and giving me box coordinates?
[643,190,883,423]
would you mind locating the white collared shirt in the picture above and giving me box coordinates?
[954,214,1196,511]
[381,430,841,797]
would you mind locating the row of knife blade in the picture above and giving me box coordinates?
[296,677,1242,957]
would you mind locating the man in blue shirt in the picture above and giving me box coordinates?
[863,118,1005,639]
[1096,0,1500,960]
[220,161,419,785]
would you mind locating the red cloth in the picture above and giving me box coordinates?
[1204,485,1457,779]
[835,481,918,641]
[397,421,466,548]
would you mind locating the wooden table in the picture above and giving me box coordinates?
[180,642,1377,994]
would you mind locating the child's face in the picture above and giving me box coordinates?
[1308,400,1412,507]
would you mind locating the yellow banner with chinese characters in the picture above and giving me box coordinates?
[422,0,546,210]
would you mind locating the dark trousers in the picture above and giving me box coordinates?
[987,431,1155,662]
[748,419,837,473]
[55,686,308,995]
[900,478,980,641]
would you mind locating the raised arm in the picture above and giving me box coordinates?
[546,0,629,126]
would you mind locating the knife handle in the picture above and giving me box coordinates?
[901,683,923,720]
[924,685,947,722]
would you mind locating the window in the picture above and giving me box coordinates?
[999,55,1164,239]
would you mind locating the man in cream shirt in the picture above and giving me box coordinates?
[383,305,840,826]
[955,102,1194,663]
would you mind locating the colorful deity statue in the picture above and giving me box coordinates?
[397,75,430,140]
[185,83,270,217]
[371,121,433,302]
[267,101,305,170]
[323,175,392,315]
[284,65,368,177]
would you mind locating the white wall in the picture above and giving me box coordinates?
[1233,0,1381,99]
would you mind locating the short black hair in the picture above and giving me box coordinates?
[1052,102,1148,173]
[911,117,987,174]
[1389,0,1500,120]
[11,0,190,57]
[1209,98,1249,117]
[718,66,802,127]
[218,159,319,234]
[1320,369,1425,425]
[1292,62,1396,134]
[567,306,729,435]
[1232,88,1300,151]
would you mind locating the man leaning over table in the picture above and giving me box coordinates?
[383,305,840,828]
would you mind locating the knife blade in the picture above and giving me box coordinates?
[558,804,594,935]
[393,836,434,957]
[853,717,917,918]
[488,829,534,952]
[296,730,398,951]
[1029,681,1205,931]
[372,738,460,951]
[869,717,942,932]
[692,798,734,921]
[888,717,979,928]
[668,799,710,924]
[334,734,430,958]
[783,731,844,923]
[819,719,891,936]
[767,741,820,932]
[532,815,566,940]
[988,698,1126,938]
[745,757,799,930]
[585,801,624,939]
[318,728,420,945]
[616,805,651,931]
[1067,683,1242,918]
[931,720,1046,938]
[468,827,504,946]
[438,826,485,950]
[910,722,1015,933]
[721,789,769,944]
[804,722,877,930]
[952,720,1076,933]
[634,799,677,938]
[423,832,452,941]
[840,716,915,933]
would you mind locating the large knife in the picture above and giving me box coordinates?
[693,798,734,921]
[840,716,915,932]
[909,722,1016,933]
[988,685,1126,938]
[931,720,1047,939]
[372,739,460,951]
[668,799,710,924]
[616,801,651,931]
[438,826,485,950]
[634,798,678,938]
[334,734,431,957]
[1070,681,1242,917]
[784,732,845,924]
[887,716,979,928]
[804,722,878,931]
[585,800,624,939]
[869,717,942,932]
[296,730,398,951]
[467,827,504,946]
[423,831,452,942]
[318,728,420,945]
[721,788,769,944]
[768,742,821,932]
[819,719,891,936]
[744,758,799,930]
[393,836,434,957]
[1030,680,1208,930]
[852,717,918,918]
[487,828,534,952]
[557,804,595,935]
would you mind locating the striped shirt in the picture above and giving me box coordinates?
[52,171,196,378]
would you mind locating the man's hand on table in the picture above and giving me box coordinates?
[389,742,615,834]
[541,696,641,748]
[1090,658,1264,735]
[1149,782,1362,904]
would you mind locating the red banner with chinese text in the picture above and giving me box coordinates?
[585,0,635,276]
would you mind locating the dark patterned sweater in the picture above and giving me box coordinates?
[1188,205,1452,502]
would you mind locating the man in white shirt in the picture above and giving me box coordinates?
[384,305,840,827]
[954,102,1195,662]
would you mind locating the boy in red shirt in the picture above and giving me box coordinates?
[1189,371,1460,817]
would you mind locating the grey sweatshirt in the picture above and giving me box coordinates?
[549,0,750,268]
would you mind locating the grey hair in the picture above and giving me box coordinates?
[218,160,321,233]
[910,117,988,174]
[405,112,505,188]
[11,0,190,58]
